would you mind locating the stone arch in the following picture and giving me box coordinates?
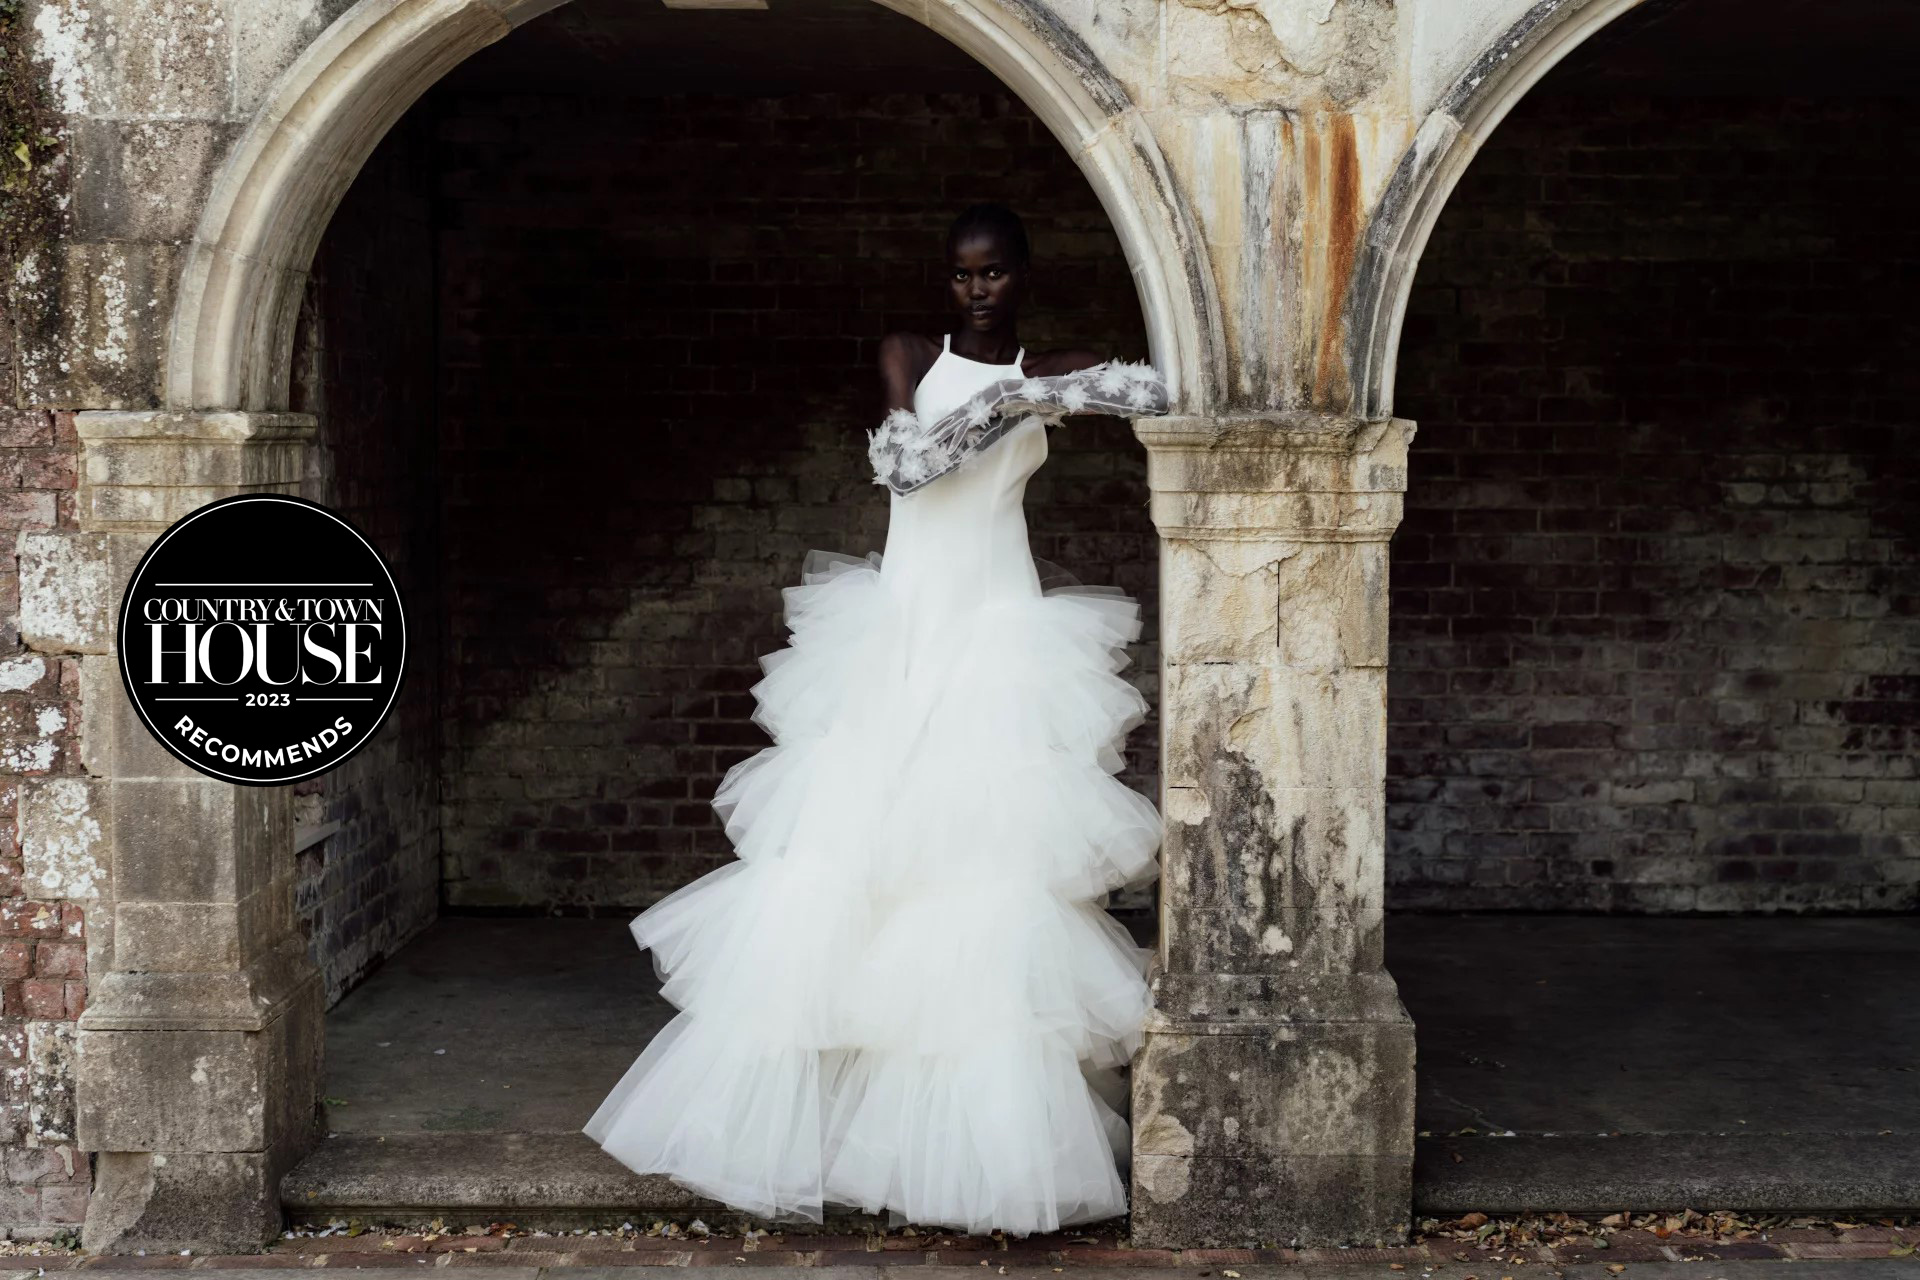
[1345,0,1647,421]
[162,0,1223,416]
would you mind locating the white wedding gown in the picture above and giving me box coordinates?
[584,334,1163,1236]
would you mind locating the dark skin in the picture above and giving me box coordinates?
[878,227,1104,434]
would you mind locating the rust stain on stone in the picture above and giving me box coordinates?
[1309,113,1361,412]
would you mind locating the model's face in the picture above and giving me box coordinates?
[947,231,1026,332]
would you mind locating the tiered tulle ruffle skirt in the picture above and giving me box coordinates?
[584,548,1162,1235]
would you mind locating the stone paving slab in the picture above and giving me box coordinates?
[1416,1134,1920,1216]
[16,1263,1920,1280]
[281,1133,714,1227]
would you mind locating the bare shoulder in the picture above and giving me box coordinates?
[878,332,941,412]
[879,331,940,365]
[1021,346,1105,378]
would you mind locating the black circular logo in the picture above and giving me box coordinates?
[117,494,407,786]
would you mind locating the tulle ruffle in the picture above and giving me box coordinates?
[585,544,1160,1235]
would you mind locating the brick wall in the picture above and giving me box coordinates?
[1389,95,1920,912]
[315,89,1155,913]
[0,405,90,1228]
[292,111,443,1004]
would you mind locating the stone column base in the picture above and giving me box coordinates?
[78,966,323,1254]
[1130,973,1416,1248]
[87,1152,286,1256]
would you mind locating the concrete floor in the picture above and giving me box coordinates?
[294,913,1920,1221]
[320,918,664,1135]
[1389,914,1920,1137]
[1388,914,1920,1213]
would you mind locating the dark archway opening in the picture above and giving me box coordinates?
[280,0,1158,1226]
[1386,0,1920,1214]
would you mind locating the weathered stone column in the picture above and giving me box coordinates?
[1128,413,1417,1248]
[18,412,325,1253]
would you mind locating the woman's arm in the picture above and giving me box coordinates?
[1024,348,1104,432]
[878,332,935,413]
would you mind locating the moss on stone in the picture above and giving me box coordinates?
[0,0,64,265]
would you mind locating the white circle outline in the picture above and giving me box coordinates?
[116,494,409,787]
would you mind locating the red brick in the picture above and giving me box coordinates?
[1671,1241,1786,1260]
[20,978,69,1019]
[38,1180,89,1222]
[0,941,31,980]
[5,1143,79,1184]
[0,490,57,529]
[20,450,78,491]
[78,1256,196,1268]
[0,902,67,937]
[0,411,53,449]
[1058,1249,1180,1266]
[271,1236,393,1255]
[428,1235,508,1252]
[1837,1227,1903,1243]
[1295,1246,1429,1264]
[33,941,84,979]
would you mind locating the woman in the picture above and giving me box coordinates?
[879,204,1103,425]
[585,203,1167,1236]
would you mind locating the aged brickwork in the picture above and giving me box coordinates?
[290,112,443,1006]
[0,405,93,1229]
[1389,94,1920,912]
[409,89,1156,912]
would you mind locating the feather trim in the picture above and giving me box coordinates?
[867,359,1170,495]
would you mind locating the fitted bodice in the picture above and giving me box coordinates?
[881,335,1048,622]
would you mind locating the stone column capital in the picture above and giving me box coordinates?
[73,410,317,533]
[74,411,319,443]
[1133,413,1415,543]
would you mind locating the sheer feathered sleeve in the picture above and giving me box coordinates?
[867,359,1169,496]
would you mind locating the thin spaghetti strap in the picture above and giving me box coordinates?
[942,333,950,352]
[1014,346,1025,369]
